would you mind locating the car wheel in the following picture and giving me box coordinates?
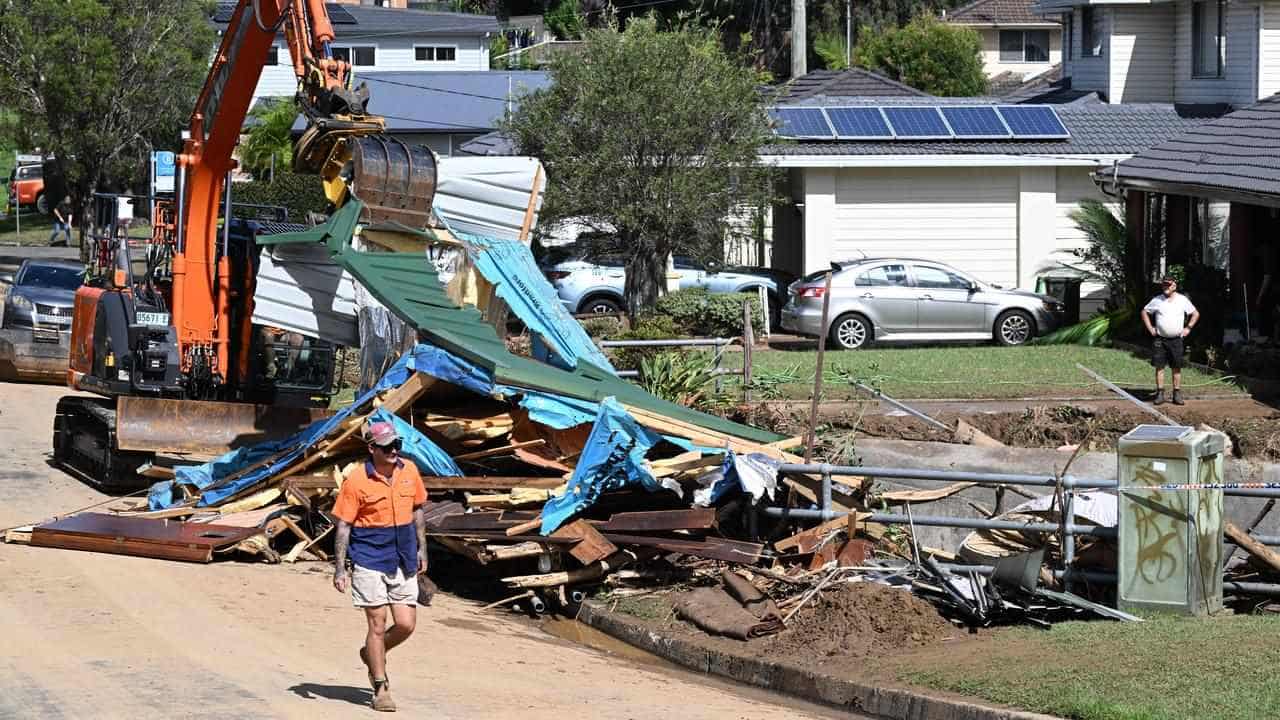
[995,310,1035,346]
[580,296,622,315]
[35,193,48,215]
[829,313,871,350]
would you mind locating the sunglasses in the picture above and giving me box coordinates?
[371,439,402,453]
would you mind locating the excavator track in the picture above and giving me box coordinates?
[53,396,155,494]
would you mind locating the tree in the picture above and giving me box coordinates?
[239,98,296,182]
[853,15,986,96]
[0,0,215,242]
[502,17,774,316]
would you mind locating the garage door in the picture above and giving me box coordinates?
[831,167,1020,288]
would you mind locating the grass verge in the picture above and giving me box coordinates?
[891,614,1280,720]
[0,210,60,246]
[714,345,1242,400]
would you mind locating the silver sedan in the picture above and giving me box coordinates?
[780,259,1065,350]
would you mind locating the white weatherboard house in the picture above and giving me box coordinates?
[212,2,499,102]
[945,0,1063,85]
[763,70,1214,317]
[1038,0,1280,105]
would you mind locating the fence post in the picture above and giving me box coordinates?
[742,300,754,403]
[758,285,770,338]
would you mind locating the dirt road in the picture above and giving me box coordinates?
[0,384,849,720]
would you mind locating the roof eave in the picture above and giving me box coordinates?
[1103,172,1280,209]
[762,152,1127,167]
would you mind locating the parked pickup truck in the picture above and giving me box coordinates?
[7,163,47,214]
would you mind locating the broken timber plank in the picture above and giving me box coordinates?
[595,508,717,533]
[552,520,618,565]
[1224,520,1280,574]
[881,482,978,504]
[774,516,849,553]
[136,463,176,480]
[505,517,543,536]
[601,533,764,564]
[377,371,435,415]
[485,541,549,562]
[28,513,262,563]
[424,476,564,491]
[452,439,546,462]
[503,548,653,589]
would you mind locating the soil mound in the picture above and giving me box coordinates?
[769,582,959,660]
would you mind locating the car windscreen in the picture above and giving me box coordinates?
[18,264,83,290]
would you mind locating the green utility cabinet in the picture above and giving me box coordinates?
[1117,425,1226,616]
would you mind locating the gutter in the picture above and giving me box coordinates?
[763,153,1129,168]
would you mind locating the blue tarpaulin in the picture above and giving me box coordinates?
[148,341,605,510]
[459,232,615,373]
[540,397,664,535]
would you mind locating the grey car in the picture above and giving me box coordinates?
[1,259,83,339]
[780,258,1066,350]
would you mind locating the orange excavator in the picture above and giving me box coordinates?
[53,0,437,489]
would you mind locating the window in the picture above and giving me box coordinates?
[332,46,376,66]
[999,30,1051,63]
[912,266,972,290]
[1192,0,1224,78]
[415,45,457,62]
[266,45,279,66]
[1082,7,1102,57]
[1064,12,1073,60]
[855,264,909,287]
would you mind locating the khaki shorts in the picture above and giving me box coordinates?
[351,564,418,608]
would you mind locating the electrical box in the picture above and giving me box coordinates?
[1117,424,1225,616]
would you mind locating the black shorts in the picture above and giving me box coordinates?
[1152,336,1184,369]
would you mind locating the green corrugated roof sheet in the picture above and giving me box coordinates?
[259,201,782,443]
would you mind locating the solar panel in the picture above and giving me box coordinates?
[997,105,1070,139]
[325,3,358,24]
[883,107,951,139]
[940,106,1010,138]
[825,107,893,139]
[769,108,835,139]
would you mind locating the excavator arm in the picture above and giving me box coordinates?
[173,0,433,387]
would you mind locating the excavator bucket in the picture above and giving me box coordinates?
[348,134,437,228]
[115,396,331,457]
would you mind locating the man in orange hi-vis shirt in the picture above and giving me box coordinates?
[332,421,428,713]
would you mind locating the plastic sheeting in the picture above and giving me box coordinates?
[540,397,664,535]
[460,232,614,373]
[694,451,781,507]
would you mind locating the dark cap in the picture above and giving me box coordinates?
[1160,276,1177,285]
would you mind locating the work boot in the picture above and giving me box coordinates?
[1152,389,1166,405]
[372,680,396,712]
[1172,389,1185,405]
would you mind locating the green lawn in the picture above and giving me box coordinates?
[713,345,1242,400]
[893,614,1280,720]
[0,209,60,246]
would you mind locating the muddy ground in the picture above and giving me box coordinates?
[733,398,1280,462]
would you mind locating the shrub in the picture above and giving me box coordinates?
[608,314,682,369]
[232,172,329,221]
[578,315,625,339]
[638,351,720,409]
[654,287,762,337]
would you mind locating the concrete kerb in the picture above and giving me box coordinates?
[576,601,1061,720]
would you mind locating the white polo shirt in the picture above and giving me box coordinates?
[1144,292,1197,338]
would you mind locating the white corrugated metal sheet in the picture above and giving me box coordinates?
[253,243,359,345]
[433,156,544,242]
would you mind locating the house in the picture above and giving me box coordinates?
[1037,0,1280,106]
[946,0,1063,85]
[1096,94,1280,343]
[212,2,500,102]
[763,69,1214,317]
[293,71,549,156]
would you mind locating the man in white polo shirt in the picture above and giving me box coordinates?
[1142,275,1199,406]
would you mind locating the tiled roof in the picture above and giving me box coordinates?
[762,102,1218,157]
[213,3,499,36]
[775,69,931,103]
[290,71,550,134]
[946,0,1059,26]
[992,64,1063,98]
[1106,94,1280,198]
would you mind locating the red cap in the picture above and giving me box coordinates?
[367,421,399,446]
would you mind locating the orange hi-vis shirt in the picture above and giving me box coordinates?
[333,459,427,574]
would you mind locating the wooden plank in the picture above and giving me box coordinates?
[424,476,564,491]
[452,439,546,462]
[1225,520,1280,574]
[517,164,543,244]
[881,482,978,504]
[601,533,764,564]
[595,508,717,533]
[647,453,724,479]
[774,516,848,553]
[377,371,435,415]
[505,517,543,536]
[551,519,618,565]
[28,513,262,563]
[136,463,176,480]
